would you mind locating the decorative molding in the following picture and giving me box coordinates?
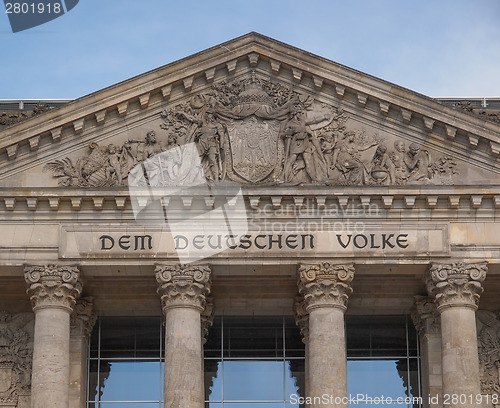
[423,117,435,132]
[117,101,128,117]
[334,84,345,98]
[139,93,150,109]
[6,144,18,160]
[73,118,84,135]
[226,59,237,74]
[401,108,412,124]
[24,264,82,312]
[298,262,355,311]
[357,92,368,107]
[50,127,62,142]
[155,264,211,312]
[426,262,487,311]
[247,52,259,67]
[379,101,390,115]
[205,68,216,83]
[161,84,172,100]
[312,75,323,90]
[269,59,281,73]
[95,109,106,125]
[28,135,40,151]
[292,68,302,82]
[183,76,194,91]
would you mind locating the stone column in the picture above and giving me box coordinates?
[156,264,211,408]
[411,296,442,408]
[298,262,354,408]
[426,262,487,408]
[24,265,82,408]
[69,298,96,408]
[293,295,309,405]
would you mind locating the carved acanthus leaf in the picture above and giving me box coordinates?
[24,265,82,312]
[426,262,487,310]
[155,264,212,312]
[70,297,97,337]
[298,263,355,311]
[411,296,440,335]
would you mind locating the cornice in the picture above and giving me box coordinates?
[0,185,499,213]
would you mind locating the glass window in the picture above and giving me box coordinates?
[346,315,421,408]
[87,317,163,407]
[88,315,420,408]
[204,316,305,407]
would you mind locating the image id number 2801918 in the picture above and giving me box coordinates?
[5,2,62,14]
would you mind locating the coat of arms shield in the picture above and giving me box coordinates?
[226,116,281,183]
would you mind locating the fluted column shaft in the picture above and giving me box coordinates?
[156,264,211,408]
[298,263,354,408]
[426,262,487,408]
[24,265,82,408]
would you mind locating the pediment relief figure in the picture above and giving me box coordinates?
[44,74,458,187]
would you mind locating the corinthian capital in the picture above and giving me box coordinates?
[201,297,214,345]
[24,264,82,312]
[411,296,440,335]
[298,262,355,312]
[71,297,97,337]
[293,295,309,344]
[155,264,212,312]
[426,262,487,311]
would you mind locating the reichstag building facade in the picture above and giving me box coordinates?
[1,33,500,408]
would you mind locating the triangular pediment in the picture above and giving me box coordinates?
[1,32,500,188]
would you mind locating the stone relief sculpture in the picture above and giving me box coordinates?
[45,73,457,187]
[0,312,34,407]
[477,311,500,400]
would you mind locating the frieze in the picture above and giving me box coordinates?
[44,73,457,187]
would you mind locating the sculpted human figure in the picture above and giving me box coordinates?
[283,110,327,183]
[331,131,377,184]
[126,131,164,164]
[370,145,395,184]
[105,144,123,185]
[390,141,409,184]
[194,112,224,181]
[406,143,431,182]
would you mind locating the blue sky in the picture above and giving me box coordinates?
[0,0,499,99]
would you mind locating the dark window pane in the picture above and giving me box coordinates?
[223,316,283,358]
[98,317,161,358]
[346,316,408,357]
[284,317,305,358]
[204,317,222,358]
